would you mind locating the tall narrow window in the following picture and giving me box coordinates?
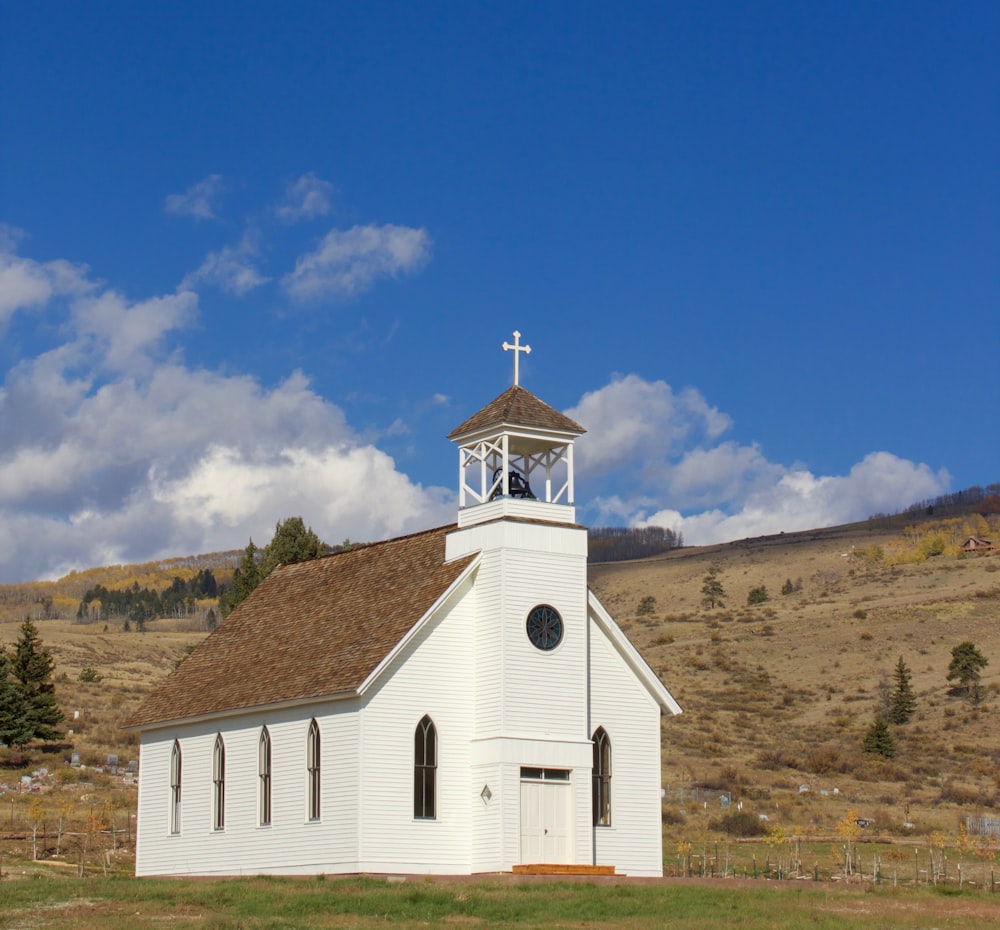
[212,734,226,831]
[169,740,182,834]
[413,715,437,819]
[259,727,272,826]
[307,719,321,821]
[592,727,612,826]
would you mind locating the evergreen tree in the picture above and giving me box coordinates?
[701,566,726,609]
[220,540,262,617]
[0,646,34,748]
[948,641,989,705]
[10,619,64,744]
[260,516,324,576]
[888,656,917,724]
[220,518,327,618]
[862,715,895,758]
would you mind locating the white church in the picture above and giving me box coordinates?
[126,332,681,877]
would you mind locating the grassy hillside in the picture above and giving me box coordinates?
[1,511,998,878]
[589,513,1000,845]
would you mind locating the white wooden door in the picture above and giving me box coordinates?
[520,780,572,863]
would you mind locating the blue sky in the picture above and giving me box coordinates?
[1,2,996,583]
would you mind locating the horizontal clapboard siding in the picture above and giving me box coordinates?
[357,580,476,872]
[135,702,360,876]
[589,621,665,876]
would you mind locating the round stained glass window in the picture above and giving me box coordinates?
[526,604,563,651]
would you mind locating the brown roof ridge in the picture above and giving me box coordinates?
[275,522,460,569]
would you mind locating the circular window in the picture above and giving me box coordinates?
[526,605,563,651]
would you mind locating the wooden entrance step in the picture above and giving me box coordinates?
[512,863,616,876]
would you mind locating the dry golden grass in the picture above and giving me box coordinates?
[2,513,998,878]
[589,515,1000,846]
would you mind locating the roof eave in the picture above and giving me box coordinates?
[123,689,359,733]
[587,589,682,716]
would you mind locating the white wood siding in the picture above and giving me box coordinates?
[135,701,360,876]
[589,620,665,876]
[355,583,476,873]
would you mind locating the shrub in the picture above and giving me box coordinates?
[78,666,103,683]
[747,585,769,606]
[756,748,791,770]
[710,809,769,837]
[636,595,657,616]
[804,746,842,774]
[54,765,81,785]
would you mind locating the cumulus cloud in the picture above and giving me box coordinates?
[567,374,732,482]
[0,226,93,328]
[181,231,270,296]
[283,223,432,301]
[164,174,224,220]
[569,375,950,545]
[275,172,335,222]
[0,239,452,583]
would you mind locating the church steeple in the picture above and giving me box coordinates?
[447,332,585,528]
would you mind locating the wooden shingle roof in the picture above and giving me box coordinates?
[125,525,476,729]
[447,386,585,440]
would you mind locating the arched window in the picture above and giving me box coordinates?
[212,734,226,831]
[592,727,612,826]
[306,719,321,821]
[259,727,272,826]
[413,715,437,819]
[169,740,182,834]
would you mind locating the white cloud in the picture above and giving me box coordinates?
[181,231,270,296]
[570,375,950,545]
[0,238,451,583]
[72,289,198,374]
[275,173,335,222]
[567,374,732,481]
[0,227,93,327]
[283,223,432,301]
[164,175,224,221]
[642,453,950,545]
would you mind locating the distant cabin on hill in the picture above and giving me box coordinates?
[125,332,680,878]
[962,536,994,556]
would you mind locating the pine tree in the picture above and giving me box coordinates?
[220,540,262,617]
[10,619,64,744]
[701,566,726,609]
[948,641,989,705]
[888,656,916,724]
[260,516,324,576]
[0,646,34,748]
[863,715,895,758]
[220,518,327,618]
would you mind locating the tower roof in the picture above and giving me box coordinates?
[447,385,585,440]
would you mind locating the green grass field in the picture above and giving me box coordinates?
[2,873,999,929]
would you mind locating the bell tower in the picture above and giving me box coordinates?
[446,331,585,529]
[445,332,593,871]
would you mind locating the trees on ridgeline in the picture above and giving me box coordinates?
[77,569,220,626]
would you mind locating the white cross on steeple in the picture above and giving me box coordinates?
[502,330,531,386]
